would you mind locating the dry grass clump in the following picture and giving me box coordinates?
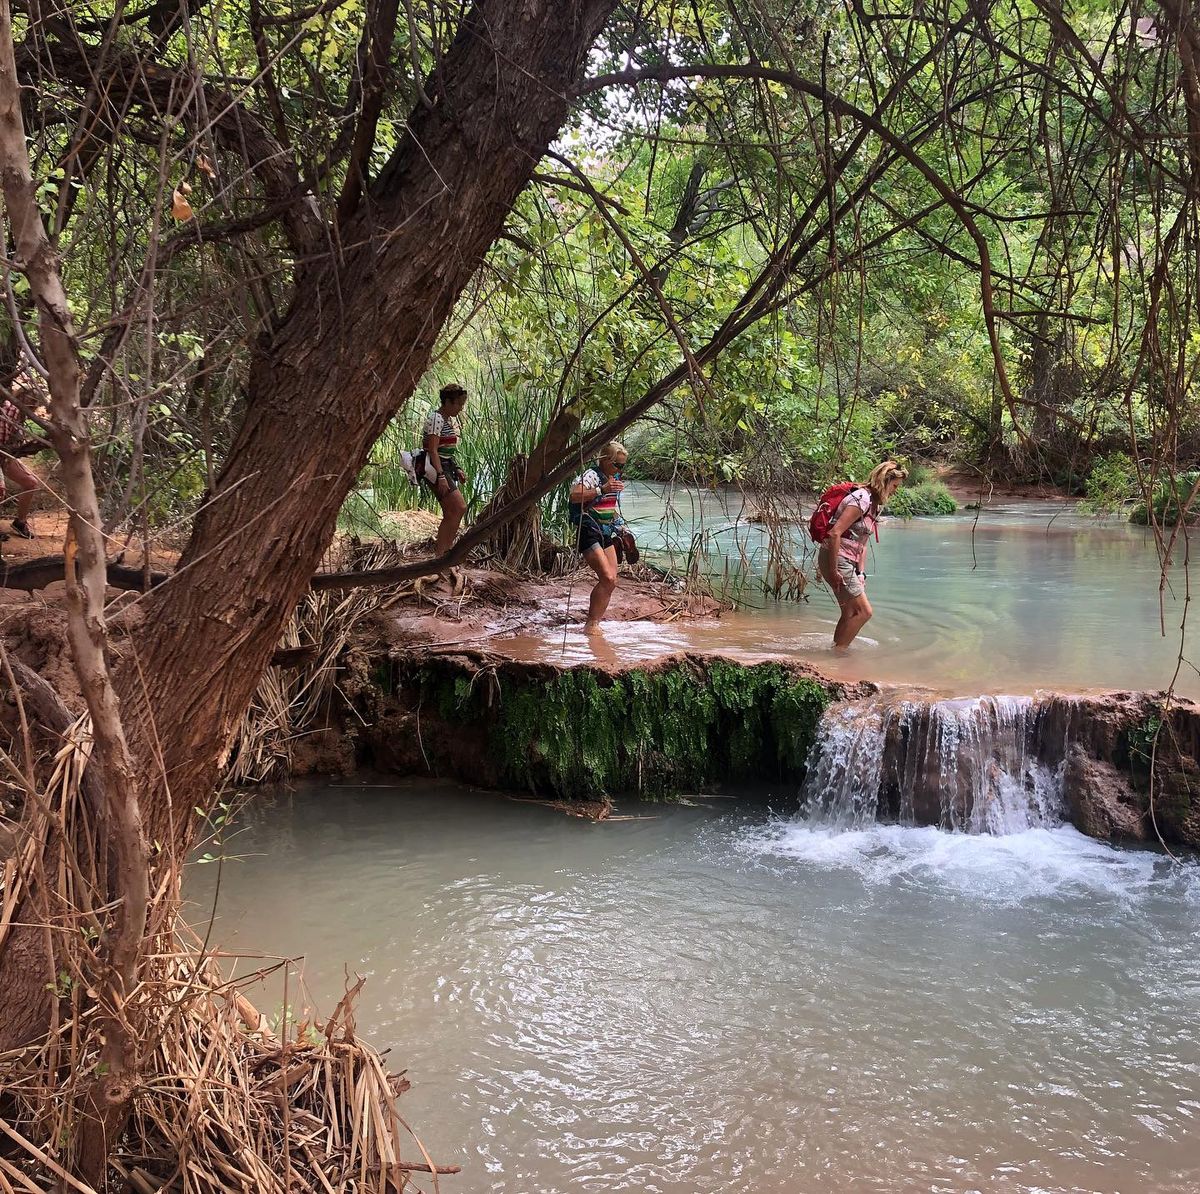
[227,542,416,785]
[0,674,454,1192]
[0,935,455,1193]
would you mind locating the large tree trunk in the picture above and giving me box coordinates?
[0,0,616,1052]
[479,400,583,568]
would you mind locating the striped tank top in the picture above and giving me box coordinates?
[570,466,618,525]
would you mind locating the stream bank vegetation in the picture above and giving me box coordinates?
[1,0,1199,1187]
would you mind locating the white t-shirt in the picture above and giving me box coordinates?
[423,409,461,460]
[572,467,603,492]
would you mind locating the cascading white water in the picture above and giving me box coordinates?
[801,695,1067,834]
[799,700,890,829]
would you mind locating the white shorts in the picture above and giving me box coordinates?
[834,555,866,600]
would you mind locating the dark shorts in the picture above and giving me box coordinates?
[429,473,460,494]
[416,451,463,493]
[575,517,615,556]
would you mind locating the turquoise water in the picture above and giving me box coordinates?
[189,490,1200,1192]
[493,487,1199,698]
[190,779,1200,1194]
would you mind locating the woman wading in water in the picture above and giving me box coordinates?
[817,460,908,652]
[569,441,629,630]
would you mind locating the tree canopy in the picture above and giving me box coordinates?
[10,0,1198,532]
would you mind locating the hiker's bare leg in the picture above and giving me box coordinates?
[435,488,466,556]
[2,459,38,522]
[584,544,618,629]
[833,594,872,651]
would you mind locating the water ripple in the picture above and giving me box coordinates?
[188,781,1200,1193]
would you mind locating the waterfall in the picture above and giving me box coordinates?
[801,695,1067,834]
[799,700,890,829]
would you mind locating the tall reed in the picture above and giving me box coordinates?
[341,361,575,541]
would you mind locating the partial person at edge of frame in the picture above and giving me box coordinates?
[0,380,47,543]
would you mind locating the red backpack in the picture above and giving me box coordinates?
[809,481,863,543]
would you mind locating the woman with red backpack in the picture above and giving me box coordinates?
[810,460,908,652]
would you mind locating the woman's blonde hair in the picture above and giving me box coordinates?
[866,460,908,497]
[599,440,628,465]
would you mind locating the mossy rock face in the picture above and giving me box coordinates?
[397,655,837,800]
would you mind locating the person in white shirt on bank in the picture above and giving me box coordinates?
[422,383,468,556]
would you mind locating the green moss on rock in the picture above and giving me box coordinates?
[407,657,832,799]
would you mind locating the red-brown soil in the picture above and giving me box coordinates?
[377,562,726,655]
[936,465,1079,504]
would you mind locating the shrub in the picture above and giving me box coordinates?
[1131,471,1200,526]
[1130,471,1200,526]
[1081,452,1138,515]
[886,480,957,517]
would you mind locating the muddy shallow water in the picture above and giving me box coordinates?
[489,489,1199,698]
[190,778,1200,1194]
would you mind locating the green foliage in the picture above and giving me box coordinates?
[343,362,572,538]
[336,488,386,537]
[885,481,957,518]
[1129,472,1200,527]
[412,660,831,799]
[1118,710,1194,829]
[1080,453,1138,516]
[1125,712,1163,777]
[25,0,1200,551]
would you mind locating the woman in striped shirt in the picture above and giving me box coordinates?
[423,382,468,556]
[569,440,628,630]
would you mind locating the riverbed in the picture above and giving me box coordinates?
[489,488,1200,699]
[190,777,1200,1194]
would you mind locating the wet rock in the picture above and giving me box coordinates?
[364,706,502,789]
[1063,747,1147,842]
[1041,692,1200,847]
[802,688,1200,847]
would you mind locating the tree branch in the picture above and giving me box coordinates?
[0,0,150,1168]
[20,29,326,257]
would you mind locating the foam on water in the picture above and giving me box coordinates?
[193,780,1200,1192]
[739,819,1200,905]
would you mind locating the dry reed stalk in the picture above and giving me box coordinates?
[227,541,416,786]
[0,915,450,1192]
[1,647,454,1193]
